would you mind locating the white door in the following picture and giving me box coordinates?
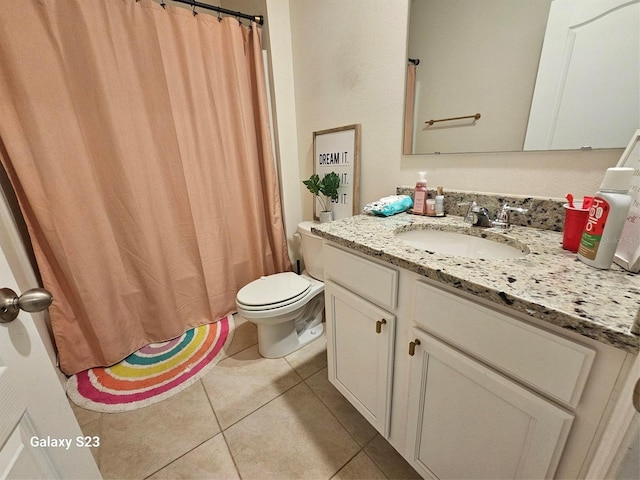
[524,0,640,150]
[0,245,101,478]
[405,329,574,480]
[325,280,395,437]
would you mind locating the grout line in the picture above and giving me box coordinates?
[217,376,305,432]
[361,448,391,480]
[134,337,346,479]
[209,344,325,479]
[302,365,372,449]
[140,434,242,480]
[203,341,315,433]
[328,447,365,479]
[200,378,223,433]
[96,412,104,471]
[219,429,244,479]
[198,377,247,478]
[220,349,335,427]
[141,380,221,480]
[298,357,377,478]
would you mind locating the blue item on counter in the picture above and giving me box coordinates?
[364,195,413,217]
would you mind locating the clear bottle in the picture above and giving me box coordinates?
[577,167,634,269]
[413,171,428,214]
[435,186,445,216]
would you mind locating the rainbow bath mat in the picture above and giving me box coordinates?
[66,315,234,412]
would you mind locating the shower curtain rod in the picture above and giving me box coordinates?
[168,0,264,25]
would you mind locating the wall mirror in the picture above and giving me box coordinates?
[405,0,639,155]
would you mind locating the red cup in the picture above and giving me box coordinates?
[563,202,589,252]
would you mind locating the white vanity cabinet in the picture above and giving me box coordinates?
[324,244,398,437]
[322,241,637,479]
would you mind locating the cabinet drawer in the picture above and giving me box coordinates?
[323,244,398,311]
[414,281,595,408]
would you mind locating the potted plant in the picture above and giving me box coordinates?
[303,172,340,222]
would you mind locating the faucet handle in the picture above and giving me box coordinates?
[501,203,529,214]
[493,203,528,229]
[457,200,477,209]
[494,207,509,227]
[457,201,477,223]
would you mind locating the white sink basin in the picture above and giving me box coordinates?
[396,229,528,259]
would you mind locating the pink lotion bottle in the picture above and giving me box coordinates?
[413,171,428,214]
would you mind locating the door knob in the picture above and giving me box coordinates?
[0,287,53,323]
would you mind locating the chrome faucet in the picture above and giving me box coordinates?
[458,201,493,226]
[471,206,495,227]
[492,203,529,229]
[458,201,528,229]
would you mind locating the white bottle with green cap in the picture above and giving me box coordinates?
[577,167,634,269]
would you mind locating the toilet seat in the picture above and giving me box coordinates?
[234,225,325,358]
[236,272,311,312]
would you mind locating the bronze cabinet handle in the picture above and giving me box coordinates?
[408,339,421,356]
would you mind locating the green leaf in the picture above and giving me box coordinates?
[320,172,340,200]
[302,174,322,196]
[302,172,340,210]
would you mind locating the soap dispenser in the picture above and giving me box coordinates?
[413,171,428,214]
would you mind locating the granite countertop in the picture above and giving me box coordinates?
[312,213,640,354]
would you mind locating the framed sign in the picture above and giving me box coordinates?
[614,129,640,272]
[313,124,361,220]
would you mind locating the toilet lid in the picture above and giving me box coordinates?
[236,272,311,307]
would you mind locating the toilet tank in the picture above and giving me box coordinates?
[297,221,324,281]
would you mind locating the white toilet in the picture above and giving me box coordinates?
[235,221,325,358]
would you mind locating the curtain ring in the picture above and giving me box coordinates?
[160,0,166,9]
[191,0,198,16]
[217,11,222,22]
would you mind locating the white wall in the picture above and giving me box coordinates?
[279,0,621,222]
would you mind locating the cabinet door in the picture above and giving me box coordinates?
[406,329,574,480]
[325,280,395,437]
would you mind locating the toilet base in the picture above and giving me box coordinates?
[256,294,324,358]
[258,322,324,359]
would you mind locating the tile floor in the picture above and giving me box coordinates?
[69,315,422,480]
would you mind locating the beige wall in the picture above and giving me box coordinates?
[279,0,621,223]
[408,0,551,154]
[264,0,303,262]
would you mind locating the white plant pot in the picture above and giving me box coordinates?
[319,211,333,223]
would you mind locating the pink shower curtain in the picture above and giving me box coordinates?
[404,63,417,154]
[0,0,291,374]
